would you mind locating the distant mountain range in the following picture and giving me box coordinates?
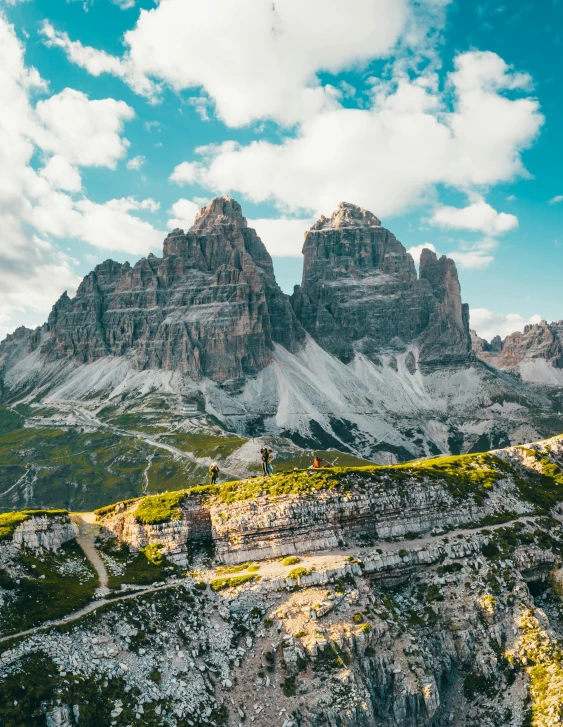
[1,196,563,509]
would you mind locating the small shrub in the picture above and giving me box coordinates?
[142,543,164,566]
[210,574,259,591]
[134,491,187,524]
[282,556,301,566]
[149,669,162,684]
[288,567,313,580]
[281,675,296,697]
[353,613,364,624]
[263,618,273,628]
[359,623,371,633]
[398,549,409,559]
[194,581,207,590]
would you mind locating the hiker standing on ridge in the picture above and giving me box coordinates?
[209,462,219,484]
[260,447,270,476]
[266,448,274,475]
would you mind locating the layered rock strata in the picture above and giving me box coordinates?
[291,202,473,368]
[96,433,563,566]
[40,197,304,383]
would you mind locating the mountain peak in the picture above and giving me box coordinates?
[192,196,247,232]
[312,202,381,231]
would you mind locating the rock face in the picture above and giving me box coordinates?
[475,320,563,369]
[291,203,472,368]
[43,197,304,383]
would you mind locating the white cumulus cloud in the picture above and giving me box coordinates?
[167,198,200,231]
[170,51,543,226]
[430,198,518,236]
[41,0,411,126]
[126,154,146,170]
[248,218,316,258]
[34,87,134,168]
[0,16,163,339]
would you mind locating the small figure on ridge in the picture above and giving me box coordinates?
[209,462,219,484]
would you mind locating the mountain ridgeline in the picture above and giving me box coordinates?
[9,198,472,382]
[0,196,560,474]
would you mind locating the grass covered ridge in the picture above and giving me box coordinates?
[89,448,563,522]
[0,510,68,541]
[133,491,188,525]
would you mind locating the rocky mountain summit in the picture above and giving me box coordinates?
[292,202,472,369]
[3,436,563,726]
[43,197,304,383]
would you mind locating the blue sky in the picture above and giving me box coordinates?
[0,0,561,341]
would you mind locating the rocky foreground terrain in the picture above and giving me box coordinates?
[4,435,563,725]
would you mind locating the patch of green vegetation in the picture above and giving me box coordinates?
[94,499,140,519]
[0,648,173,726]
[464,672,495,700]
[313,643,351,672]
[163,432,247,459]
[507,609,563,726]
[0,406,208,512]
[97,537,175,588]
[282,556,301,566]
[437,562,463,575]
[0,510,68,540]
[287,567,313,581]
[0,541,97,637]
[352,613,364,623]
[216,563,251,575]
[143,543,164,566]
[0,652,60,726]
[280,675,297,697]
[134,490,187,524]
[209,574,260,591]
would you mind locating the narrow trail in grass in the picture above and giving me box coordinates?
[71,513,108,590]
[73,407,238,482]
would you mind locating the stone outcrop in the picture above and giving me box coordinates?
[474,319,563,371]
[291,202,472,368]
[97,431,563,566]
[98,497,211,566]
[41,197,304,383]
[10,515,77,551]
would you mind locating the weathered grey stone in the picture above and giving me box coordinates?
[291,203,473,368]
[41,197,304,383]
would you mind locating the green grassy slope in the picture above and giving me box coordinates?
[0,406,211,512]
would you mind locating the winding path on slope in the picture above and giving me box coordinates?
[72,406,238,481]
[71,512,108,591]
[0,581,184,646]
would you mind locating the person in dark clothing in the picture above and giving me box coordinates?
[260,447,270,476]
[209,462,219,484]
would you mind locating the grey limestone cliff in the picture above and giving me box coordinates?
[43,197,304,383]
[291,202,472,368]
